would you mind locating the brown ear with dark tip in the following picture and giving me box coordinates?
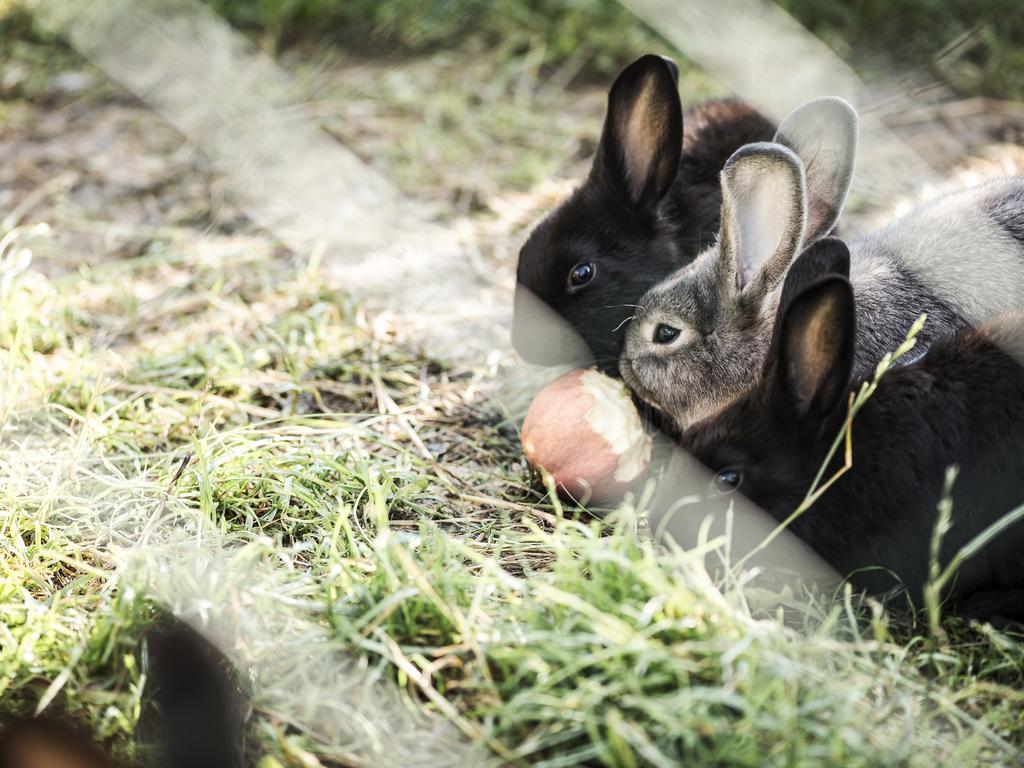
[592,54,683,209]
[772,275,856,421]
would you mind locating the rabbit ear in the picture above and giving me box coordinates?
[771,274,856,421]
[777,237,851,313]
[718,142,807,298]
[591,54,683,209]
[774,97,857,243]
[659,55,680,84]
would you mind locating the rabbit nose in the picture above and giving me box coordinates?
[653,323,681,344]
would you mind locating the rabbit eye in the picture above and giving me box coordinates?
[711,468,743,495]
[653,324,681,344]
[567,261,596,293]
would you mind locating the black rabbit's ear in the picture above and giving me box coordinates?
[144,620,247,768]
[592,54,683,209]
[777,237,851,312]
[770,275,855,422]
[659,55,680,84]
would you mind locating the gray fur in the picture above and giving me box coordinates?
[719,142,807,297]
[873,180,1024,323]
[773,96,858,243]
[621,99,1024,428]
[988,187,1024,248]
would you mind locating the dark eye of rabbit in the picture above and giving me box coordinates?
[711,468,743,495]
[566,261,596,293]
[653,324,680,344]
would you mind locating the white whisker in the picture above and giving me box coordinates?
[613,315,637,333]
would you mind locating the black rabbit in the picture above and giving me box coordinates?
[511,53,775,373]
[681,237,1024,618]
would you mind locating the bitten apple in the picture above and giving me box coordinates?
[521,368,652,502]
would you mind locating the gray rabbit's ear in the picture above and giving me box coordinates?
[774,97,857,243]
[718,142,807,298]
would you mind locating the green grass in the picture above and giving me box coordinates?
[3,0,682,84]
[2,211,1024,766]
[776,0,1024,100]
[198,0,1024,99]
[8,0,1024,101]
[2,3,1024,764]
[202,0,675,80]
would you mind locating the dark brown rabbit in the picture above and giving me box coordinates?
[681,237,1024,618]
[511,53,775,373]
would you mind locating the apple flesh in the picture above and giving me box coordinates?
[521,369,652,502]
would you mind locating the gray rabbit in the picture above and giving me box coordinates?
[621,96,1024,427]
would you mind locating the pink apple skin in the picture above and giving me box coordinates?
[521,369,651,503]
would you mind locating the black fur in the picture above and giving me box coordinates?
[141,620,247,768]
[0,622,248,768]
[512,54,774,374]
[682,238,1024,617]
